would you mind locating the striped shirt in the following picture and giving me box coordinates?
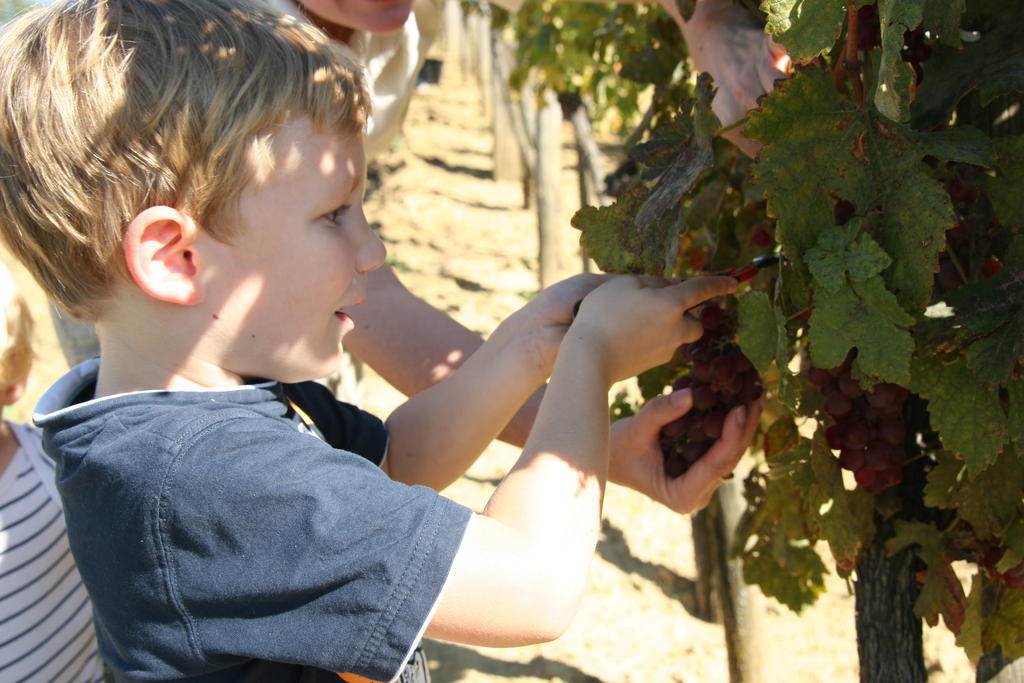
[0,421,103,683]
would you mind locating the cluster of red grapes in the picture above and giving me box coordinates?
[658,302,763,478]
[811,351,910,494]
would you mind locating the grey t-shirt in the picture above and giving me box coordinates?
[34,360,472,682]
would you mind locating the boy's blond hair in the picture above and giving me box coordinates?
[0,0,370,320]
[0,263,34,390]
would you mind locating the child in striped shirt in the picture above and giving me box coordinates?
[0,263,103,683]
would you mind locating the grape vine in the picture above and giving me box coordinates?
[511,0,1024,670]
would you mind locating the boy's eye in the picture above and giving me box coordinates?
[324,206,350,224]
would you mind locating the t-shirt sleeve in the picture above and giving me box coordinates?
[283,381,388,466]
[164,417,472,681]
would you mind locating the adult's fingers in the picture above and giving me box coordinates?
[634,389,693,434]
[759,38,791,93]
[668,275,738,311]
[670,399,763,512]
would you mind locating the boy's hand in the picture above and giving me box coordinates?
[570,275,737,382]
[609,389,763,513]
[495,273,610,375]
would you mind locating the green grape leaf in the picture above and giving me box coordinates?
[922,449,1024,568]
[956,574,984,662]
[1000,516,1024,571]
[572,185,679,276]
[923,454,964,510]
[986,135,1024,228]
[886,520,967,630]
[987,585,1024,660]
[808,276,914,385]
[775,313,799,411]
[634,79,718,230]
[737,291,782,375]
[922,0,963,47]
[805,221,892,293]
[919,126,996,168]
[737,445,828,612]
[912,0,1024,128]
[963,316,1024,388]
[747,68,977,312]
[619,45,681,87]
[631,116,694,176]
[1009,378,1024,453]
[742,536,828,612]
[952,449,1024,541]
[959,572,1024,661]
[910,355,1008,475]
[760,0,845,61]
[873,0,925,122]
[937,269,1024,387]
[808,431,875,571]
[762,415,800,460]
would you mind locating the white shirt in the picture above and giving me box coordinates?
[265,0,521,160]
[0,422,103,683]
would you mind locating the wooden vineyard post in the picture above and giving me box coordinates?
[441,0,466,82]
[490,34,525,184]
[473,3,493,122]
[535,88,565,288]
[559,92,607,272]
[693,479,765,683]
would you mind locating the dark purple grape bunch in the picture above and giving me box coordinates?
[810,350,910,494]
[658,302,763,478]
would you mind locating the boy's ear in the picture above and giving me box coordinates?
[123,206,203,306]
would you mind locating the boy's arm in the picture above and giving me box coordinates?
[380,273,607,490]
[423,276,740,646]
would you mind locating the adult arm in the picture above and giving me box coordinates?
[659,0,789,157]
[343,265,538,446]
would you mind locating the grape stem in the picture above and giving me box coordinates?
[843,5,864,106]
[947,247,970,285]
[901,451,931,468]
[788,305,814,321]
[718,116,748,137]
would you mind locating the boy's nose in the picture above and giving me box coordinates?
[358,227,387,274]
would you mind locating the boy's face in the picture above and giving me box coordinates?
[202,117,385,383]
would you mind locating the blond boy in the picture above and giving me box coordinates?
[0,1,757,680]
[0,263,103,682]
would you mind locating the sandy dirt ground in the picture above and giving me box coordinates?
[1,67,976,683]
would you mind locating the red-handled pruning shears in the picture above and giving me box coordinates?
[712,254,780,283]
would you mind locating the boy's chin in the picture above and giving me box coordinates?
[262,353,346,386]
